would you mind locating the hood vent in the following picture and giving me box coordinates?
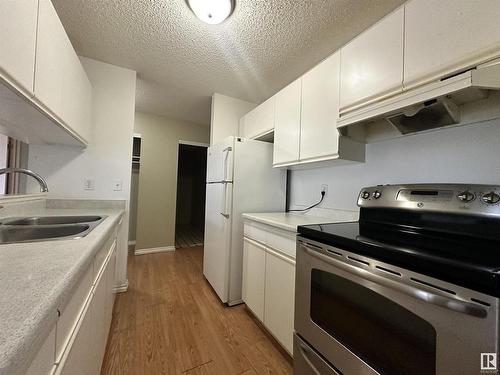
[338,58,500,136]
[386,98,460,134]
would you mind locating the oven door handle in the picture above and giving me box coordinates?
[301,244,488,318]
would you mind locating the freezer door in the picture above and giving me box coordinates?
[203,182,233,303]
[206,137,234,183]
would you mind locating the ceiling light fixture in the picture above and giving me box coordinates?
[186,0,235,25]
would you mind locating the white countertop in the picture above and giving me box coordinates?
[0,206,124,375]
[242,211,357,232]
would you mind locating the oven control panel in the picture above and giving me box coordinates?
[358,184,500,215]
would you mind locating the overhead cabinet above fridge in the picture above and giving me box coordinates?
[0,0,92,146]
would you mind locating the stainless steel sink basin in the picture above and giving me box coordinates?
[0,215,106,244]
[0,224,90,244]
[1,215,102,225]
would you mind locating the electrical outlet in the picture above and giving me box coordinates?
[84,178,95,190]
[321,184,328,195]
[113,179,123,191]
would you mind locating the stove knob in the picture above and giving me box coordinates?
[372,190,382,199]
[361,191,371,199]
[481,191,500,205]
[457,191,475,203]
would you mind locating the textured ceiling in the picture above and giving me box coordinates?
[53,0,405,126]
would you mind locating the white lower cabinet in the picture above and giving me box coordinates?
[25,229,118,375]
[242,232,296,356]
[55,240,116,375]
[57,293,95,375]
[264,249,295,354]
[242,239,266,321]
[25,327,56,375]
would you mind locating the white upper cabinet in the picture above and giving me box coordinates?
[35,0,66,122]
[239,96,275,139]
[34,0,92,144]
[300,52,341,162]
[404,0,500,88]
[0,0,38,95]
[62,53,92,141]
[339,7,404,112]
[273,78,301,166]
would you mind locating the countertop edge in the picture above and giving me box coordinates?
[0,209,124,375]
[242,212,332,232]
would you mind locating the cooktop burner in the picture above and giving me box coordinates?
[298,184,500,297]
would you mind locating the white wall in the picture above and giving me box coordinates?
[27,57,136,289]
[210,93,256,145]
[133,112,210,250]
[290,120,500,212]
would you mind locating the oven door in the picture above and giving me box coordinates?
[295,237,498,375]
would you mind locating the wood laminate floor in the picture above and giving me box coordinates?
[100,246,293,375]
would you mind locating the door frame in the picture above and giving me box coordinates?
[174,140,209,248]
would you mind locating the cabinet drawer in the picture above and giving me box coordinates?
[243,222,267,244]
[244,221,296,258]
[266,230,296,259]
[55,266,92,362]
[93,236,115,283]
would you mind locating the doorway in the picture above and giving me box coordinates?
[175,142,208,248]
[128,135,141,250]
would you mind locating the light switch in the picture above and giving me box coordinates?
[84,178,95,190]
[113,179,123,191]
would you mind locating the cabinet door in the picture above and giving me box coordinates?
[58,294,97,375]
[264,250,295,354]
[339,7,404,111]
[300,52,340,162]
[404,0,500,88]
[105,243,116,334]
[25,327,56,375]
[242,239,266,321]
[273,78,301,166]
[34,0,66,121]
[93,256,109,372]
[35,0,91,143]
[240,96,275,139]
[0,0,38,94]
[62,51,92,141]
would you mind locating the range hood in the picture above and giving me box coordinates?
[338,58,500,135]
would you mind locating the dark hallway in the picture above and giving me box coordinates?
[175,144,207,248]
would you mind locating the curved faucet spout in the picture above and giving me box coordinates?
[0,168,49,192]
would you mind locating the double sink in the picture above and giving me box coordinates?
[0,215,106,244]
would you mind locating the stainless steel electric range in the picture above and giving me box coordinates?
[294,184,500,375]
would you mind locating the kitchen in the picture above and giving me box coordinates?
[1,0,500,374]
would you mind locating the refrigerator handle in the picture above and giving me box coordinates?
[222,146,232,182]
[220,182,231,219]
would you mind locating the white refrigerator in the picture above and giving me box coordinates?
[203,136,286,305]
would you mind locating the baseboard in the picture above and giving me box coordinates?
[128,240,136,246]
[114,280,129,293]
[134,246,175,256]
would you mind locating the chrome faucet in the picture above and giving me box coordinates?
[0,168,49,192]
